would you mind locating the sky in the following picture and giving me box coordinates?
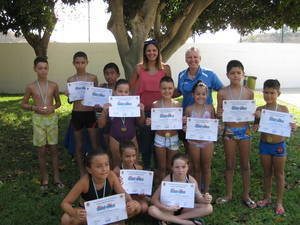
[51,0,241,43]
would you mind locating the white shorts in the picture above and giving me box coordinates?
[154,134,179,151]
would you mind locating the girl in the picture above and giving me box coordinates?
[60,152,141,225]
[184,81,215,193]
[113,141,149,213]
[216,60,256,208]
[130,40,171,170]
[148,153,213,225]
[98,79,145,167]
[147,76,180,184]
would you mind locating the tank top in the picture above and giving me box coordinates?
[170,173,190,183]
[137,67,166,111]
[81,175,114,201]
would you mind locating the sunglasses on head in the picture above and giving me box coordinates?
[144,39,157,45]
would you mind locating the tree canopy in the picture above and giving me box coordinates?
[105,0,300,79]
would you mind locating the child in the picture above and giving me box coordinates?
[113,141,149,213]
[97,63,121,151]
[216,60,256,208]
[66,51,100,175]
[98,79,145,168]
[99,62,120,89]
[61,152,141,225]
[254,79,297,215]
[146,76,181,184]
[148,153,213,225]
[184,81,215,193]
[21,56,63,190]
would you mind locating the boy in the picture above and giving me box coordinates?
[254,79,297,215]
[216,60,256,208]
[21,56,63,190]
[66,51,100,175]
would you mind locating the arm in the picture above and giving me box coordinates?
[93,75,99,87]
[216,89,224,119]
[53,83,61,109]
[110,172,133,201]
[97,103,110,128]
[21,85,33,111]
[163,64,172,77]
[129,65,139,94]
[61,178,87,219]
[136,103,145,126]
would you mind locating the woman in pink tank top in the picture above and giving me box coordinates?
[129,40,172,169]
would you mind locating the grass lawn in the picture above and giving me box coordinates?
[0,93,299,225]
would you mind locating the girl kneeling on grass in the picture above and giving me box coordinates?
[148,153,213,225]
[61,152,141,225]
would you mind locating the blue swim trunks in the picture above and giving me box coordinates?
[223,126,251,140]
[259,141,287,157]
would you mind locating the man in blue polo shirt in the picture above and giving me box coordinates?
[177,47,223,110]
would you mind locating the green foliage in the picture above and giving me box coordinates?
[0,93,300,225]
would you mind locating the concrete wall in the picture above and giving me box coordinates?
[0,42,300,93]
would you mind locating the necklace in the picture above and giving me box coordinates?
[75,74,88,81]
[193,104,205,117]
[36,80,48,109]
[92,178,106,199]
[228,85,243,100]
[120,117,127,132]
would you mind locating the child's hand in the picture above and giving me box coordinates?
[203,193,212,204]
[255,109,261,119]
[139,103,145,112]
[102,103,111,112]
[126,200,139,214]
[74,208,86,221]
[94,104,103,112]
[145,117,151,126]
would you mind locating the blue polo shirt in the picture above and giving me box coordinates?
[177,67,223,110]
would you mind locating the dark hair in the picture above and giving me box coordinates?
[226,60,244,73]
[34,56,48,67]
[73,51,88,61]
[192,80,208,93]
[160,76,174,85]
[263,79,280,91]
[103,62,120,74]
[120,141,137,154]
[85,152,109,168]
[171,153,189,166]
[114,78,129,90]
[143,41,162,71]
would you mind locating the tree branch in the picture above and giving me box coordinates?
[154,2,166,41]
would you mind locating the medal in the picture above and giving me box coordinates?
[36,80,48,109]
[121,117,126,132]
[121,127,127,132]
[165,132,171,138]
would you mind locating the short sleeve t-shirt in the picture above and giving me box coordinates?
[177,67,223,110]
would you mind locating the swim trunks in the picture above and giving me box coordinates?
[259,141,287,157]
[223,125,251,140]
[154,134,179,151]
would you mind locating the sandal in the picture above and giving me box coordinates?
[215,197,230,204]
[257,200,272,208]
[40,183,48,190]
[275,206,285,216]
[190,218,205,225]
[243,199,257,209]
[54,182,65,189]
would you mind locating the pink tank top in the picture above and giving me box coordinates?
[137,67,165,111]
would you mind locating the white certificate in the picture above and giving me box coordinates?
[120,169,154,195]
[67,81,94,102]
[186,118,219,141]
[223,100,256,122]
[151,108,183,130]
[258,109,293,137]
[84,193,127,225]
[109,96,140,117]
[82,87,112,107]
[160,181,195,208]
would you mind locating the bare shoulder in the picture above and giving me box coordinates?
[188,175,198,184]
[152,100,160,108]
[218,86,227,95]
[26,81,36,90]
[244,86,254,98]
[206,104,215,111]
[67,74,77,82]
[136,164,143,170]
[48,80,59,88]
[185,105,192,115]
[278,104,289,113]
[173,99,181,107]
[163,174,171,182]
[87,73,97,79]
[78,174,90,193]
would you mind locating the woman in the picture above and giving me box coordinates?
[130,40,171,169]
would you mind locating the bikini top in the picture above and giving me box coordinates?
[170,173,190,183]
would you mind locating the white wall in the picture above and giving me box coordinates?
[0,42,299,93]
